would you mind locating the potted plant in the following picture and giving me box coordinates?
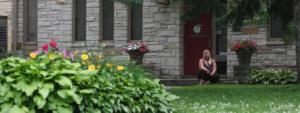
[231,39,257,65]
[124,41,149,65]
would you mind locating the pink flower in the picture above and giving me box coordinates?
[49,39,58,48]
[42,44,49,52]
[62,49,68,58]
[33,50,40,54]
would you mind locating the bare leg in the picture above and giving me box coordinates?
[199,79,206,85]
[205,81,210,84]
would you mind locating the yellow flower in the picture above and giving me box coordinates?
[117,66,125,71]
[88,65,96,71]
[81,54,89,61]
[106,63,113,68]
[48,53,56,60]
[29,52,37,59]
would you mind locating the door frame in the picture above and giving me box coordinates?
[0,15,14,53]
[181,13,215,77]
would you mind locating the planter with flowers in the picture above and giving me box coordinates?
[124,41,149,65]
[232,39,257,83]
[232,39,257,66]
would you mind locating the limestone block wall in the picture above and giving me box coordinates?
[0,0,12,15]
[16,0,23,49]
[227,26,296,77]
[0,0,15,52]
[143,0,182,79]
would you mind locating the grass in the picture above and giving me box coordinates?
[169,84,300,113]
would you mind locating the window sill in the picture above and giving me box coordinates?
[24,41,37,45]
[266,38,284,45]
[100,40,114,47]
[72,41,87,47]
[71,41,115,47]
[128,39,143,42]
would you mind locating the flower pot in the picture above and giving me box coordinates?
[129,53,144,65]
[236,52,252,66]
[241,27,259,34]
[233,65,251,83]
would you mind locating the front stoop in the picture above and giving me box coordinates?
[159,76,238,86]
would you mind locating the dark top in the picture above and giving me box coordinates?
[204,62,213,72]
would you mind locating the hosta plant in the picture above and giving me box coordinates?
[0,40,178,113]
[249,68,297,84]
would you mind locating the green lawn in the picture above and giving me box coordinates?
[169,84,300,113]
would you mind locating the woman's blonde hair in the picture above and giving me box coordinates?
[202,49,212,64]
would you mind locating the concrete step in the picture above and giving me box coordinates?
[160,78,238,86]
[182,74,228,79]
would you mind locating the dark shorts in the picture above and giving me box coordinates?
[197,70,219,83]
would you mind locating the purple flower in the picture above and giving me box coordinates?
[33,50,40,54]
[69,52,75,60]
[62,49,69,58]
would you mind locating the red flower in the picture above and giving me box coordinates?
[42,44,49,52]
[233,42,241,51]
[49,39,58,48]
[139,48,146,53]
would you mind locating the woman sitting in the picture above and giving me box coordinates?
[197,49,219,85]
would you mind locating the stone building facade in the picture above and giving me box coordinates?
[0,0,17,53]
[5,0,297,80]
[15,0,183,79]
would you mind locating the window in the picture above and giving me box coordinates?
[130,5,142,40]
[73,0,86,41]
[24,0,37,42]
[270,16,284,38]
[102,0,114,40]
[0,16,7,53]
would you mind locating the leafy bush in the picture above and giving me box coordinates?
[0,40,178,113]
[249,68,297,84]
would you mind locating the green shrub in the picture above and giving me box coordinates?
[0,40,178,113]
[249,68,297,84]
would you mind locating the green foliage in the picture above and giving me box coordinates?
[283,23,297,45]
[0,53,178,113]
[249,68,297,84]
[172,0,297,30]
[172,0,227,21]
[242,5,270,26]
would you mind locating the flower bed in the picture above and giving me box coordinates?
[0,40,177,113]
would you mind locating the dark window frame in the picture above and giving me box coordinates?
[73,0,87,42]
[270,16,284,39]
[128,5,143,40]
[101,0,114,41]
[0,16,8,53]
[23,0,38,42]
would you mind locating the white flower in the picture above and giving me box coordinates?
[127,46,133,51]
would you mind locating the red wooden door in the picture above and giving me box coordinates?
[184,13,212,75]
